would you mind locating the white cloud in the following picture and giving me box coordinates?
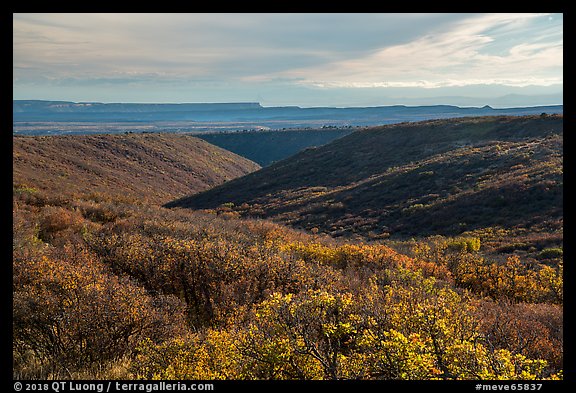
[13,13,563,105]
[275,13,562,89]
[12,13,496,82]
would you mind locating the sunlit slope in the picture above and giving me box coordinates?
[14,133,261,204]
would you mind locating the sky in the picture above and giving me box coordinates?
[13,13,563,108]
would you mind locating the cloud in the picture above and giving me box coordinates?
[13,13,563,105]
[12,13,483,82]
[274,13,562,89]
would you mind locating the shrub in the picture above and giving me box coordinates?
[446,237,481,253]
[37,206,85,243]
[13,249,187,376]
[242,290,364,379]
[451,255,562,304]
[13,184,38,194]
[538,248,563,259]
[13,180,563,380]
[404,203,426,213]
[475,299,563,373]
[133,330,244,380]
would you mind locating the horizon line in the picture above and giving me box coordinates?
[13,99,564,110]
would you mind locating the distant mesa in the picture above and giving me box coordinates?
[13,100,263,113]
[13,99,562,126]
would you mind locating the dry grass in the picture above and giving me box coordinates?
[13,133,260,205]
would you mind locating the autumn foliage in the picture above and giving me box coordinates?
[13,185,562,380]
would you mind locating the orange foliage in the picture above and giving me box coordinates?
[12,185,563,379]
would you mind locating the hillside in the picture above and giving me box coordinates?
[13,133,260,204]
[197,128,353,166]
[13,116,563,380]
[167,115,563,241]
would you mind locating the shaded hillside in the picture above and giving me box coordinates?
[13,133,260,204]
[167,115,563,239]
[197,128,353,166]
[13,119,563,380]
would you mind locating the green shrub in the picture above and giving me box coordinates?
[539,248,563,259]
[446,237,481,253]
[13,184,38,194]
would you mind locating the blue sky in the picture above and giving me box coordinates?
[13,13,563,107]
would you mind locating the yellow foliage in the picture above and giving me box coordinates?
[14,187,562,380]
